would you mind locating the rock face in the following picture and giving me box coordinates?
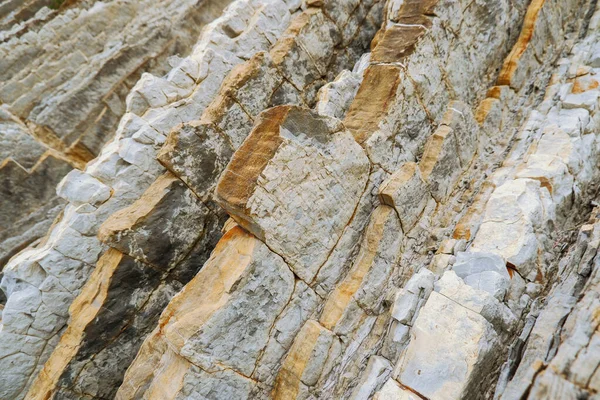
[0,0,233,270]
[215,105,370,282]
[4,0,600,399]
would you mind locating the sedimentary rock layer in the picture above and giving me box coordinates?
[0,0,233,271]
[1,0,384,398]
[3,0,600,398]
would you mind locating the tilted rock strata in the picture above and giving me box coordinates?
[117,0,588,397]
[0,0,300,398]
[0,0,385,398]
[3,0,600,398]
[380,1,600,398]
[0,0,233,270]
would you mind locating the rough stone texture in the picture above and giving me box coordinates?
[378,162,430,232]
[117,226,294,399]
[216,105,370,283]
[0,0,234,270]
[0,1,302,397]
[0,0,385,398]
[6,0,600,398]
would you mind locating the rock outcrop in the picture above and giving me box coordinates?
[0,0,233,271]
[3,0,600,399]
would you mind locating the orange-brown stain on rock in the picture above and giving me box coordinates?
[371,23,430,64]
[98,172,178,244]
[475,98,500,124]
[419,125,451,181]
[158,225,255,347]
[215,105,291,219]
[26,248,124,400]
[497,0,546,87]
[344,65,401,144]
[273,320,325,400]
[320,206,394,330]
[202,52,267,125]
[572,76,599,94]
[270,9,315,66]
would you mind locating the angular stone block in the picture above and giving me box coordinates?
[216,105,370,282]
[471,178,546,280]
[99,173,218,270]
[157,123,234,202]
[117,226,294,398]
[394,291,500,400]
[452,251,511,300]
[379,161,430,232]
[418,125,461,202]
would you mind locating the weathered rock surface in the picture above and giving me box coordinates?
[4,0,600,398]
[216,105,370,282]
[0,0,384,398]
[0,0,234,271]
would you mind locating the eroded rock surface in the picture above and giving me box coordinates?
[0,0,234,271]
[4,0,600,399]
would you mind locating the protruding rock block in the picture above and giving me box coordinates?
[394,271,517,400]
[516,153,574,205]
[99,172,220,270]
[371,22,430,63]
[419,102,478,202]
[434,271,517,333]
[157,52,283,202]
[419,125,461,202]
[452,251,511,300]
[118,226,294,399]
[471,178,548,280]
[57,169,112,207]
[216,105,370,282]
[320,205,403,332]
[270,8,340,100]
[349,355,393,400]
[378,162,430,232]
[391,269,435,325]
[273,320,341,400]
[394,290,501,400]
[157,122,235,202]
[316,61,366,119]
[344,64,402,145]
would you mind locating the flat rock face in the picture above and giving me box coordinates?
[6,0,600,398]
[216,105,370,282]
[395,291,500,400]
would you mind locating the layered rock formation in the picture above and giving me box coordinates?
[0,0,233,269]
[3,0,600,399]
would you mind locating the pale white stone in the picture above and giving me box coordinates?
[563,91,598,111]
[395,291,500,400]
[350,356,393,400]
[471,179,545,279]
[56,170,111,207]
[434,271,517,332]
[374,379,418,400]
[391,290,419,324]
[516,154,574,205]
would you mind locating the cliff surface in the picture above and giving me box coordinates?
[2,0,600,399]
